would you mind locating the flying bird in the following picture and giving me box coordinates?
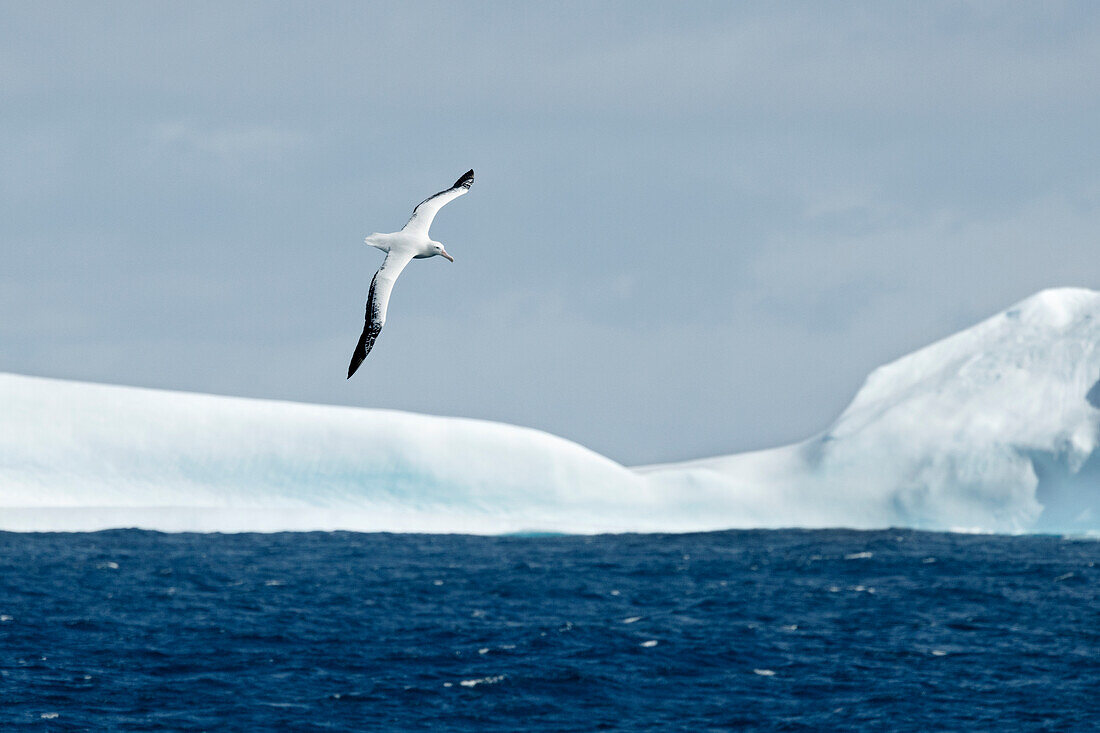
[347,169,474,379]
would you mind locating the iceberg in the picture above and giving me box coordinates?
[2,287,1100,534]
[644,287,1100,534]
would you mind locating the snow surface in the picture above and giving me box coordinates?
[3,287,1100,533]
[644,287,1100,534]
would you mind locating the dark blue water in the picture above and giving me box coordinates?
[1,529,1097,731]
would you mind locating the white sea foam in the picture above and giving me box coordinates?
[459,675,504,688]
[3,288,1100,534]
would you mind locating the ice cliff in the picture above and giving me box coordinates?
[3,288,1099,533]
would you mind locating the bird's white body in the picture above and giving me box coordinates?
[347,170,474,378]
[364,231,443,258]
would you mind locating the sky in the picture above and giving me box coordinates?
[3,1,1100,465]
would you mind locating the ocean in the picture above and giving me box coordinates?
[0,529,1097,731]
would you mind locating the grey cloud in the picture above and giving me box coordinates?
[2,2,1099,464]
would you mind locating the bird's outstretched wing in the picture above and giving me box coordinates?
[347,250,414,378]
[401,169,474,237]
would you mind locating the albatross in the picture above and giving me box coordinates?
[346,169,474,379]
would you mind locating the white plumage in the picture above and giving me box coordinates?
[347,169,474,378]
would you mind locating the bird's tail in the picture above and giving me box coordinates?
[364,234,388,251]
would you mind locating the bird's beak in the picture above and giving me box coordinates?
[441,250,454,262]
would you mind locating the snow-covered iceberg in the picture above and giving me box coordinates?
[3,288,1100,534]
[645,287,1100,534]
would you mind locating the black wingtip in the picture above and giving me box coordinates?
[454,169,474,189]
[347,352,364,379]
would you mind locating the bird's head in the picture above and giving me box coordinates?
[430,241,454,262]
